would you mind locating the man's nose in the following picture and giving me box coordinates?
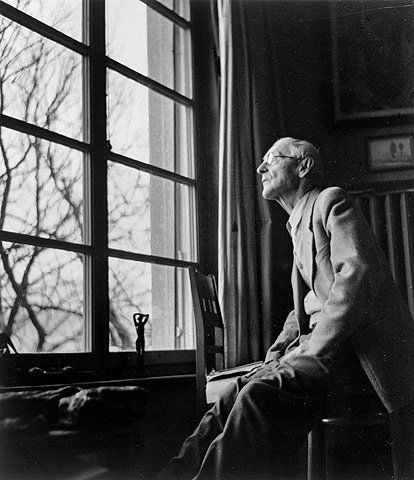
[257,160,267,174]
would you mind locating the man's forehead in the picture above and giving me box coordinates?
[266,140,293,158]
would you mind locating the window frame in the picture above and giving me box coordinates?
[0,0,199,378]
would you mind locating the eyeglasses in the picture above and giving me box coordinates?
[263,155,302,167]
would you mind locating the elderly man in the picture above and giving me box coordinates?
[159,137,414,480]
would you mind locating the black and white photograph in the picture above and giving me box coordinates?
[0,1,414,480]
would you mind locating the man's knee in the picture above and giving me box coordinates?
[238,380,268,400]
[234,379,319,416]
[216,373,254,405]
[233,380,280,411]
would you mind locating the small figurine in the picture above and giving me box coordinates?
[133,313,149,376]
[0,333,18,357]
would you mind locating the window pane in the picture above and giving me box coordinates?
[107,70,193,178]
[108,162,196,261]
[0,18,83,140]
[0,242,86,353]
[2,0,83,41]
[0,128,84,243]
[109,259,194,351]
[106,0,192,97]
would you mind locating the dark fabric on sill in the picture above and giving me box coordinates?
[0,385,147,434]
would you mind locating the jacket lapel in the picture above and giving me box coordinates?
[298,189,320,290]
[292,264,309,334]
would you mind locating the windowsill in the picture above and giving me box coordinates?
[0,373,196,393]
[0,350,196,387]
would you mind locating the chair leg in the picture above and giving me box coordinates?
[389,399,414,480]
[308,421,326,480]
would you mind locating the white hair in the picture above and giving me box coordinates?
[275,137,324,186]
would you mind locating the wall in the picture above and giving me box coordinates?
[266,0,414,189]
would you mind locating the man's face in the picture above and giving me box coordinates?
[257,141,300,200]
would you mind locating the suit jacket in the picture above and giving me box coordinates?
[266,187,414,412]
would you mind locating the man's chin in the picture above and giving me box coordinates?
[262,189,276,200]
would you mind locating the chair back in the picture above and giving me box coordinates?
[189,267,225,415]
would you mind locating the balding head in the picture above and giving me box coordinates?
[271,137,324,187]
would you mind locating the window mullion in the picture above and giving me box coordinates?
[106,57,193,106]
[0,114,89,152]
[88,0,108,367]
[140,0,191,29]
[107,151,196,186]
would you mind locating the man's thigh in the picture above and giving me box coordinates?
[241,354,331,395]
[217,357,328,421]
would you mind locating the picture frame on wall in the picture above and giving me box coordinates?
[367,134,414,171]
[330,1,414,121]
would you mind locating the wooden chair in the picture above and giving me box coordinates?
[189,267,414,480]
[308,390,414,480]
[188,267,225,418]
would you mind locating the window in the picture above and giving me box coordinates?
[0,0,197,373]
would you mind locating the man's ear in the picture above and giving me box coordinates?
[298,157,314,178]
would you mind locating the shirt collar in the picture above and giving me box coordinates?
[286,189,315,236]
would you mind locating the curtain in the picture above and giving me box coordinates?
[217,0,294,367]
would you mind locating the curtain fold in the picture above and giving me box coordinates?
[217,0,293,367]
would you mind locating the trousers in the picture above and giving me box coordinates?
[162,354,342,480]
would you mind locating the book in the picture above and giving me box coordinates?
[206,361,262,404]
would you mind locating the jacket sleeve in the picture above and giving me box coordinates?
[305,188,383,358]
[264,310,299,362]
